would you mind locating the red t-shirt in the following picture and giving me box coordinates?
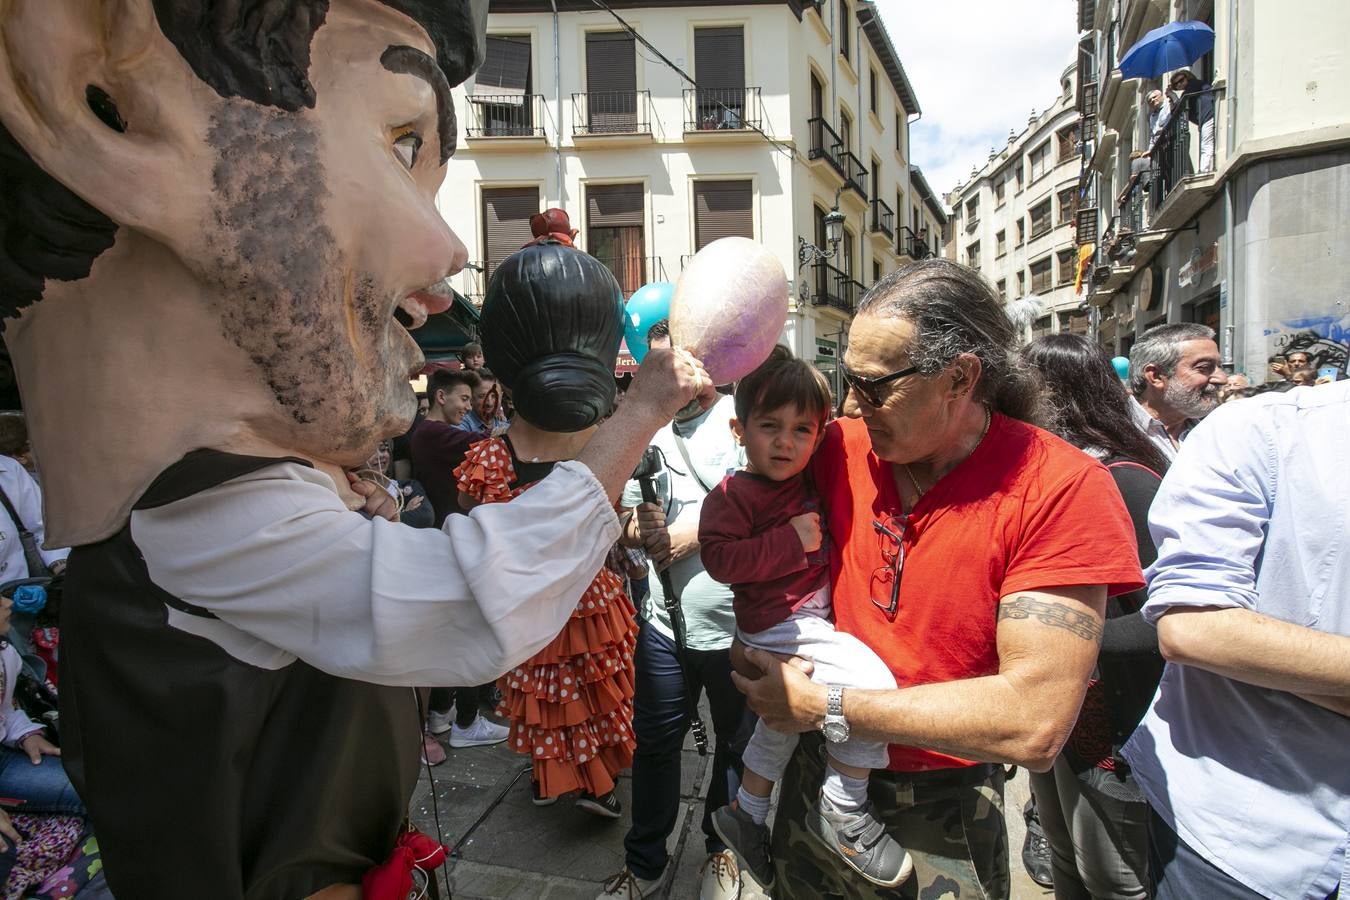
[810,414,1144,772]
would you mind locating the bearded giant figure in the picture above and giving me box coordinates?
[0,2,709,896]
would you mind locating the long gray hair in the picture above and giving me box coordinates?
[856,259,1042,423]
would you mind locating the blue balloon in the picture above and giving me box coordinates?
[624,282,674,364]
[1111,356,1130,380]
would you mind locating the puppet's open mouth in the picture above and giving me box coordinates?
[395,278,455,334]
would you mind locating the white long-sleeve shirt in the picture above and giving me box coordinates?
[132,459,619,687]
[1,643,43,746]
[0,456,69,583]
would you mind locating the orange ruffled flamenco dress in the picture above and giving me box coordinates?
[454,436,637,799]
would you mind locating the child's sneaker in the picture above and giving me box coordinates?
[806,793,912,887]
[710,803,775,890]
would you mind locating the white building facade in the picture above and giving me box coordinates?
[945,65,1087,341]
[1076,0,1350,378]
[437,0,938,391]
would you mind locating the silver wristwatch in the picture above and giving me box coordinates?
[821,685,849,743]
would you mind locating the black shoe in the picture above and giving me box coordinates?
[531,781,558,807]
[576,790,622,819]
[1022,798,1054,888]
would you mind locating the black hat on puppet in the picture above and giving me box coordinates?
[480,224,625,432]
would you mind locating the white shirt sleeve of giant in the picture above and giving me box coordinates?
[131,460,619,686]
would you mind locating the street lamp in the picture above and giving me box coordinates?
[797,198,847,272]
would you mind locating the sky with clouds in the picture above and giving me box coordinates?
[874,0,1079,207]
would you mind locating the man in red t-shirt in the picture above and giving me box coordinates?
[731,260,1143,899]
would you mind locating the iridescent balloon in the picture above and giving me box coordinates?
[670,237,789,385]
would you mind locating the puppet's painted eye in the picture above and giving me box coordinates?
[393,131,423,170]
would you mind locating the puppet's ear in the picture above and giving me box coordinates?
[0,0,189,234]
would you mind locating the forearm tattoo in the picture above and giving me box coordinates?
[998,595,1103,642]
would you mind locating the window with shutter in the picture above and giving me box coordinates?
[1030,256,1052,293]
[481,187,540,278]
[839,0,851,61]
[693,180,753,251]
[1029,199,1052,238]
[585,32,637,133]
[693,26,746,129]
[471,35,533,135]
[475,35,531,98]
[587,183,646,296]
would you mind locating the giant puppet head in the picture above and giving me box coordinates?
[479,210,626,433]
[0,0,488,545]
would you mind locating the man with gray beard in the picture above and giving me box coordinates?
[1127,324,1229,462]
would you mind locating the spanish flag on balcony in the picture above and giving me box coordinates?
[1075,243,1095,295]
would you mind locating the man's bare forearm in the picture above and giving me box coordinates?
[841,674,1078,772]
[1158,607,1350,696]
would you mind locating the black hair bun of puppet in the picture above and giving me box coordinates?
[480,241,626,432]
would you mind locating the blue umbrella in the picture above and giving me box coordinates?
[1119,21,1215,80]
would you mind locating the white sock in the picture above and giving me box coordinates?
[736,785,771,825]
[821,763,870,813]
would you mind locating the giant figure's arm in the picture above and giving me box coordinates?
[135,459,619,687]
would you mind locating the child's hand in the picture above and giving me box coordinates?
[790,512,822,552]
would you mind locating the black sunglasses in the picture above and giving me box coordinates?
[841,363,922,407]
[871,515,909,618]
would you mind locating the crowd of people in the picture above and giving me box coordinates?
[2,258,1345,899]
[347,259,1343,900]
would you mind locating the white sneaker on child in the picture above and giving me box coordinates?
[448,715,509,748]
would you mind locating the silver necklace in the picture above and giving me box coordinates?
[904,407,992,505]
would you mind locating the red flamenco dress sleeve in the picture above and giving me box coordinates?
[457,437,638,800]
[453,437,516,504]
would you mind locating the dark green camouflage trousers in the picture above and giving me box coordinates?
[771,734,1009,899]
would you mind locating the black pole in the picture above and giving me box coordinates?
[636,449,709,756]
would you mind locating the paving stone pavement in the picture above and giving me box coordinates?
[410,701,1053,900]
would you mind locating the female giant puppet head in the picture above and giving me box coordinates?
[0,0,488,545]
[479,210,626,433]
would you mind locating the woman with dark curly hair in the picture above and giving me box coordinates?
[1023,333,1168,900]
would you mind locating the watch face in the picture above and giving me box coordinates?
[822,720,849,743]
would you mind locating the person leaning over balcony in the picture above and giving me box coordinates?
[1117,90,1176,208]
[732,260,1144,900]
[1169,70,1215,173]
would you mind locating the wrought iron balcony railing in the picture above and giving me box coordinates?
[465,93,546,138]
[683,87,763,132]
[839,150,869,199]
[572,90,652,136]
[591,255,668,297]
[869,198,895,240]
[896,226,933,260]
[807,116,846,179]
[810,261,863,314]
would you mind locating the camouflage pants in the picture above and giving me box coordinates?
[771,734,1009,900]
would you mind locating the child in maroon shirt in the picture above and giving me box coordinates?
[700,348,910,891]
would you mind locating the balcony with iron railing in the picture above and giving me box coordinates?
[895,226,933,261]
[869,198,894,240]
[572,90,652,137]
[465,94,546,139]
[807,117,847,181]
[1149,89,1221,230]
[810,261,864,315]
[840,151,869,199]
[592,255,668,298]
[683,87,763,133]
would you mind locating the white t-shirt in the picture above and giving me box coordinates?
[621,395,744,651]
